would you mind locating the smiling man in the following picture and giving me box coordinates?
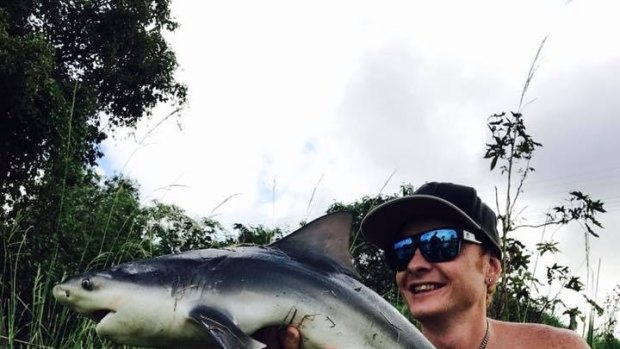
[265,182,590,349]
[362,182,589,349]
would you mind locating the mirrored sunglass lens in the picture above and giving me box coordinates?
[419,228,459,242]
[391,237,415,270]
[419,229,460,262]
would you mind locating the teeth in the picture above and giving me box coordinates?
[413,284,439,293]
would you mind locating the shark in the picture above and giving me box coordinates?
[53,212,435,349]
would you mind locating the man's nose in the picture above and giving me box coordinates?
[406,247,432,273]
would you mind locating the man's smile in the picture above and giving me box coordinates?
[409,282,445,294]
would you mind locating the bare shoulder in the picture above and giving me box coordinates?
[490,319,590,349]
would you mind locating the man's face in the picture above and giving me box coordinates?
[394,217,494,321]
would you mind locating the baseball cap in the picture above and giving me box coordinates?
[361,182,502,258]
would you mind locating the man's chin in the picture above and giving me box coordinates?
[406,293,447,319]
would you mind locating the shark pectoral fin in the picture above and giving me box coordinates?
[188,306,265,349]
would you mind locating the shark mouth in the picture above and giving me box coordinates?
[89,309,114,323]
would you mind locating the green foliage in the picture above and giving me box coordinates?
[595,285,620,348]
[231,223,285,246]
[0,0,186,209]
[0,7,64,203]
[143,202,224,255]
[0,1,186,346]
[549,191,607,237]
[482,40,610,334]
[0,173,148,345]
[484,111,542,174]
[483,109,606,333]
[27,0,187,127]
[592,337,620,349]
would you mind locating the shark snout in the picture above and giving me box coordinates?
[53,284,72,303]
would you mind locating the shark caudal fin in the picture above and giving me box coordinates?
[269,212,360,278]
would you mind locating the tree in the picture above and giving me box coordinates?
[0,8,60,204]
[482,40,606,330]
[144,202,225,255]
[0,0,186,344]
[0,0,186,209]
[484,111,606,330]
[231,222,285,246]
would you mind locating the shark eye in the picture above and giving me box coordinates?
[81,278,93,291]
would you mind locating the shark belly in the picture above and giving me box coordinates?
[207,258,431,349]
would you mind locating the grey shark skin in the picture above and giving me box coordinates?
[53,212,435,349]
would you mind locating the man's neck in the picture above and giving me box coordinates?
[420,310,489,349]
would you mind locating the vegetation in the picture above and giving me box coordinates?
[0,0,186,346]
[481,42,608,342]
[0,1,617,348]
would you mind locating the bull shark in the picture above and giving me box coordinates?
[53,212,435,349]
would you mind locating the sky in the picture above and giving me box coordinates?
[101,0,620,334]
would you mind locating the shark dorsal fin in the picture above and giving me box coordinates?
[269,212,359,278]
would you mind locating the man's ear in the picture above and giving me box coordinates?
[487,255,502,281]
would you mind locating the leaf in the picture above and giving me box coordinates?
[582,295,604,316]
[536,241,560,256]
[569,191,586,200]
[490,156,498,171]
[566,277,584,292]
[585,223,600,238]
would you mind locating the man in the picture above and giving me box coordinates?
[259,182,589,349]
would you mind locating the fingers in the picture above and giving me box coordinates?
[252,325,301,349]
[279,326,301,349]
[254,325,334,349]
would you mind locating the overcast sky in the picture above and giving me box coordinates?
[101,0,620,333]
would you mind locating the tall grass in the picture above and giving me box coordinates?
[0,213,152,349]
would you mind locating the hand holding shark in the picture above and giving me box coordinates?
[53,212,436,349]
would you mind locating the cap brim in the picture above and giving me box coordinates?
[361,194,483,250]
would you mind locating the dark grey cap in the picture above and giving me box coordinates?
[361,182,502,258]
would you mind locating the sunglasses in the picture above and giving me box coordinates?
[385,227,483,271]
